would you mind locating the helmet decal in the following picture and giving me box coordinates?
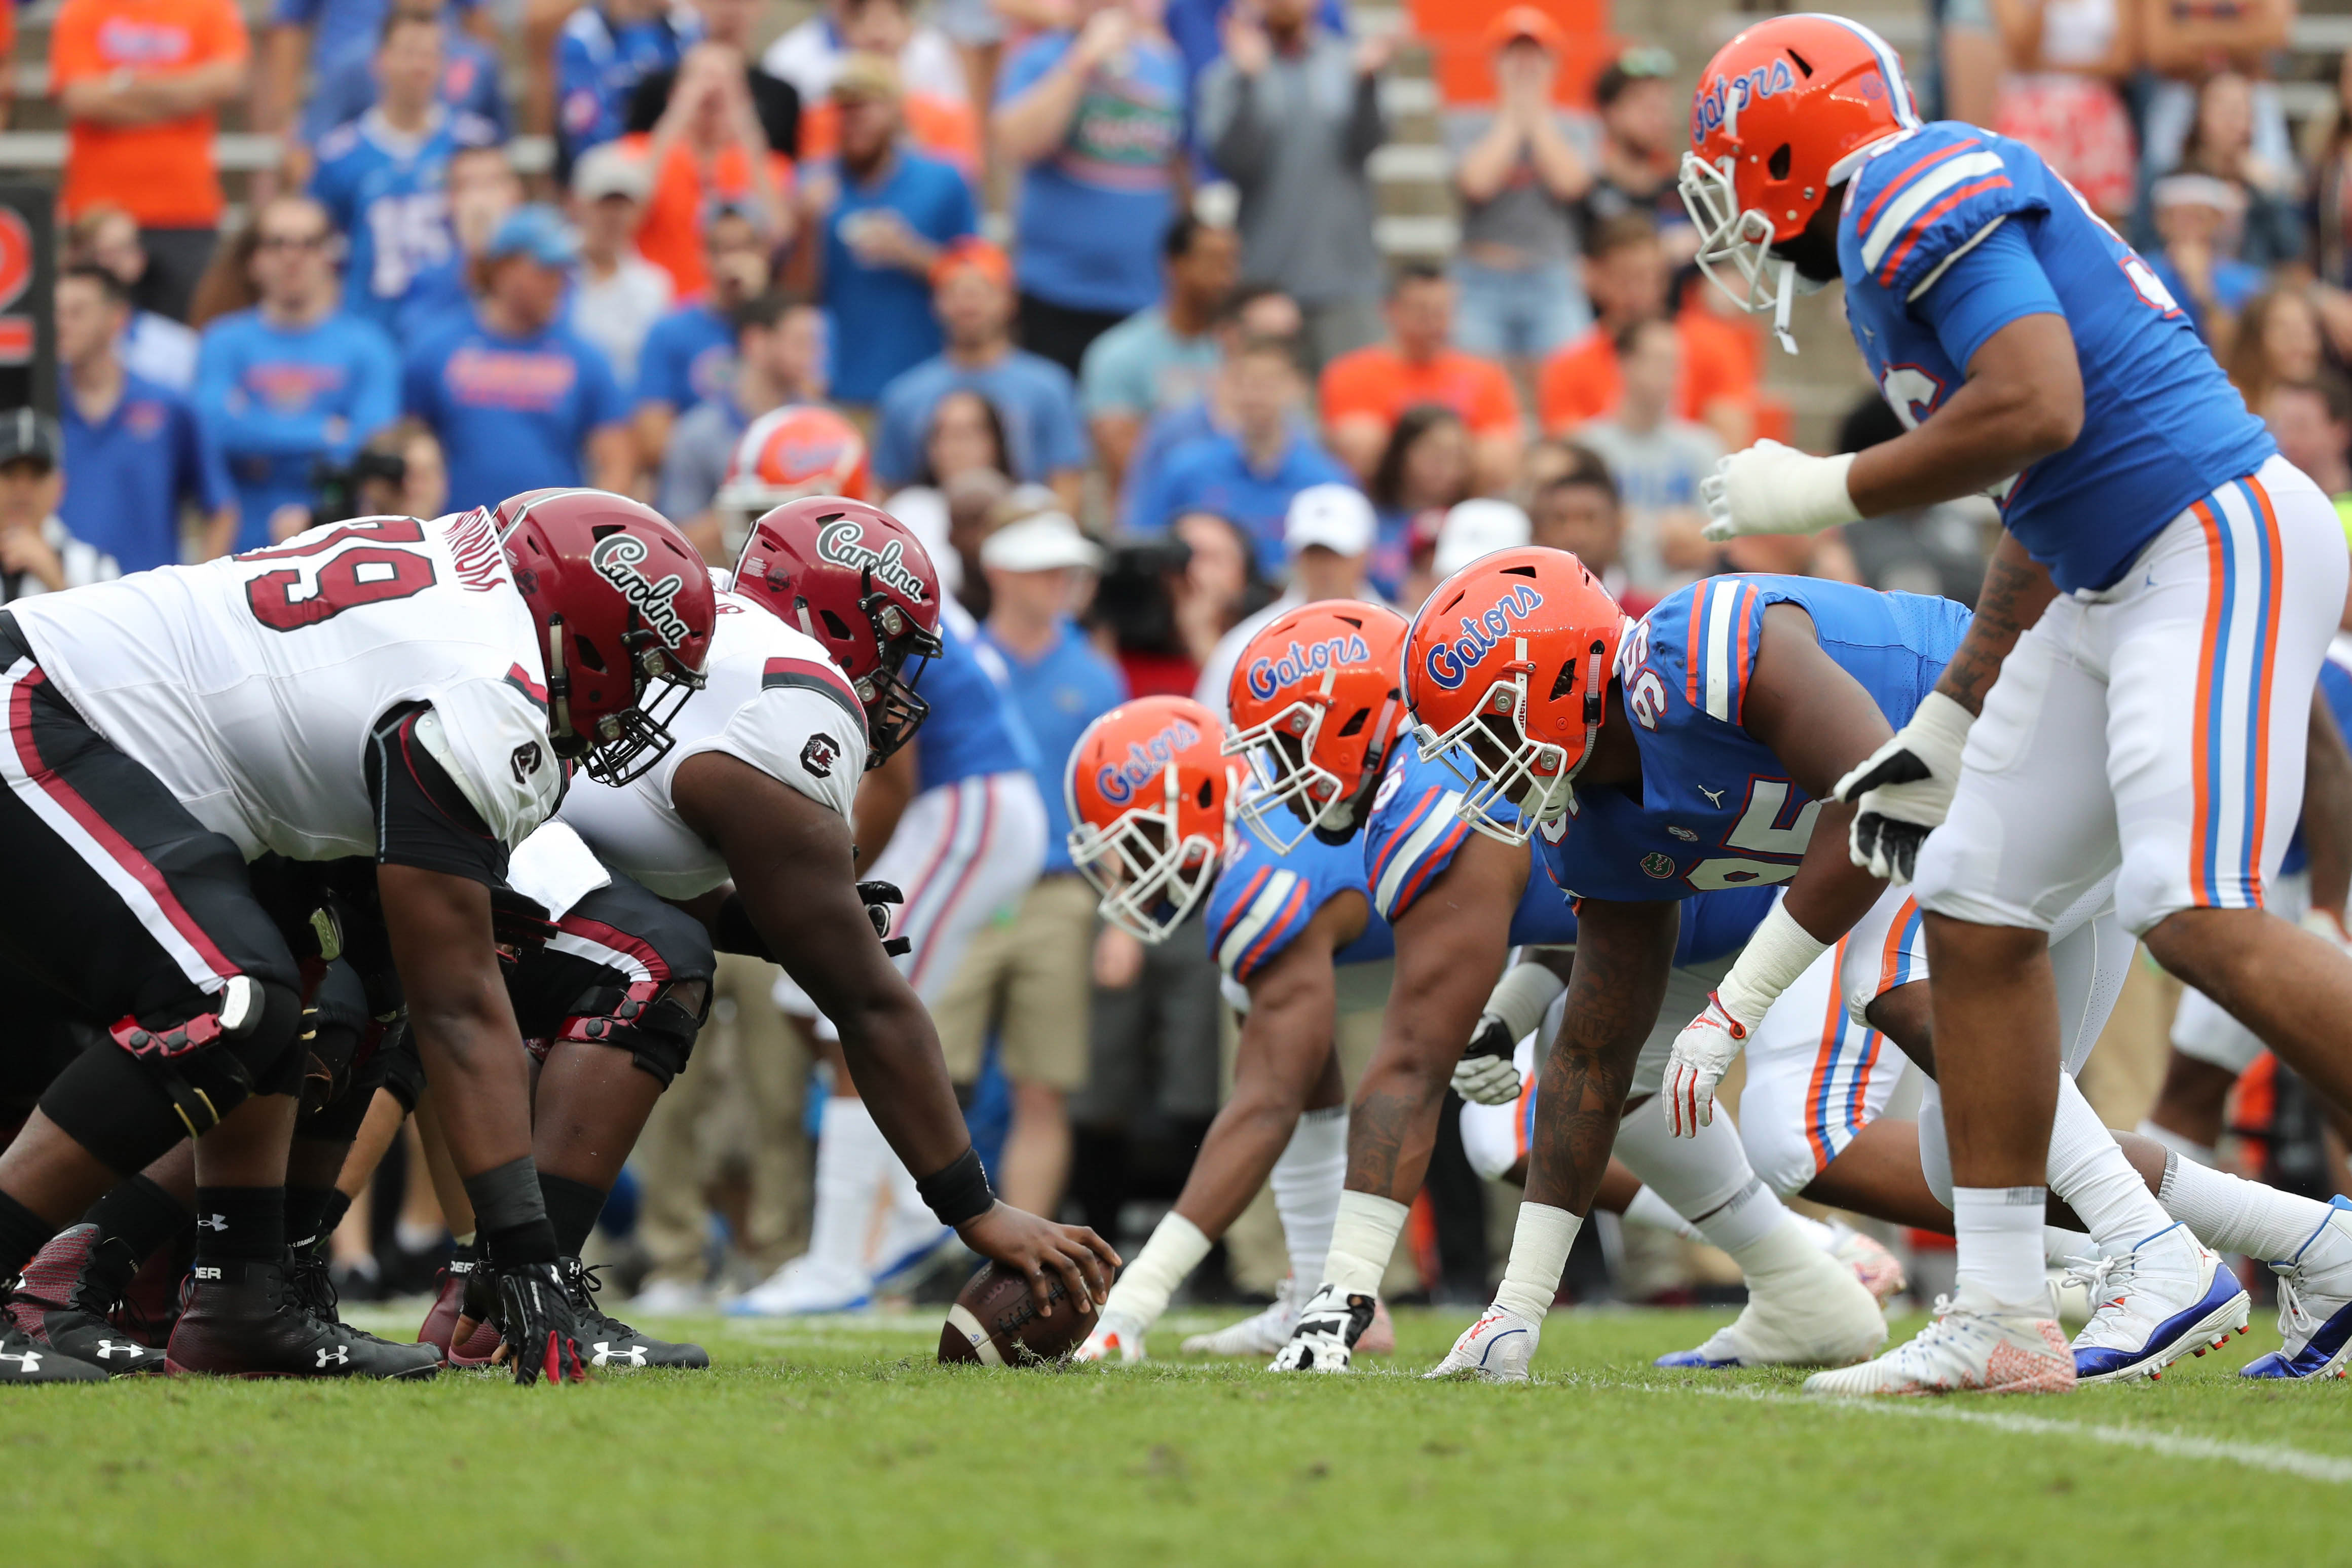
[1243,630,1372,704]
[1095,715,1204,806]
[589,532,693,650]
[1421,581,1544,692]
[814,517,932,604]
[1691,56,1794,144]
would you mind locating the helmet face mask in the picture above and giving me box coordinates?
[1067,777,1223,943]
[1222,601,1408,855]
[1063,696,1231,944]
[848,570,940,764]
[1411,648,1580,847]
[1681,151,1787,318]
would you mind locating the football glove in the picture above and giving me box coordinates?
[490,1259,588,1386]
[1834,691,1975,884]
[1664,992,1749,1138]
[1700,441,1860,542]
[1451,1014,1523,1106]
[858,879,911,958]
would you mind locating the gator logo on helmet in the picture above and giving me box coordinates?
[814,519,930,604]
[1095,718,1202,807]
[589,533,693,650]
[1692,58,1795,142]
[1421,583,1544,693]
[1244,632,1372,703]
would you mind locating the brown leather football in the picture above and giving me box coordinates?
[937,1261,1090,1365]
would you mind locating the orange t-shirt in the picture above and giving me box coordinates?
[798,96,982,184]
[625,134,796,298]
[1537,314,1757,434]
[1318,345,1522,436]
[50,0,249,226]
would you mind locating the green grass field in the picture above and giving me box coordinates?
[7,1304,2345,1567]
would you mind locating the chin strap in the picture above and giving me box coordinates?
[1772,260,1798,356]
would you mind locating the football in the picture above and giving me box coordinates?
[937,1261,1091,1366]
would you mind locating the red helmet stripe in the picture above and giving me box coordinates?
[1853,136,1978,236]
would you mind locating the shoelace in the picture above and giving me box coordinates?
[563,1259,631,1333]
[2270,1269,2317,1346]
[2062,1252,2141,1334]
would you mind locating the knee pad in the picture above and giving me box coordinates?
[39,978,304,1172]
[555,979,710,1089]
[297,961,372,1119]
[378,1022,425,1115]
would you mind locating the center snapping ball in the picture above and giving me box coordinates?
[938,1261,1091,1365]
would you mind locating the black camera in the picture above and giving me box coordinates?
[308,449,409,529]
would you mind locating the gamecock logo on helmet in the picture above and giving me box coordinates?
[589,533,693,650]
[814,519,931,604]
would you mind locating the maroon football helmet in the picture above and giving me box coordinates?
[732,496,944,765]
[494,488,717,785]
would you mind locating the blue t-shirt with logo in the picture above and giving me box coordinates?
[821,151,979,404]
[309,107,501,335]
[981,618,1128,873]
[996,32,1186,316]
[56,373,233,575]
[555,3,694,162]
[633,302,734,413]
[195,308,402,550]
[401,309,629,509]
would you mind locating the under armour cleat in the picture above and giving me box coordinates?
[1268,1283,1374,1372]
[1424,1305,1540,1382]
[1656,1234,1887,1368]
[2065,1223,2250,1384]
[726,1255,873,1317]
[1182,1277,1299,1357]
[2241,1195,2352,1381]
[1824,1221,1908,1307]
[419,1248,500,1367]
[1072,1306,1150,1364]
[287,1248,446,1369]
[0,1318,106,1384]
[167,1257,441,1379]
[4,1225,169,1376]
[1804,1287,2073,1396]
[562,1257,708,1369]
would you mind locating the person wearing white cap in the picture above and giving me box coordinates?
[927,510,1127,1221]
[569,142,673,388]
[1431,496,1530,577]
[1193,482,1390,718]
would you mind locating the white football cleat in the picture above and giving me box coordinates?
[724,1255,873,1317]
[1072,1306,1149,1364]
[1656,1230,1886,1368]
[2240,1196,2352,1381]
[1823,1221,1907,1306]
[1804,1287,2073,1396]
[1182,1277,1299,1357]
[626,1277,709,1316]
[1267,1284,1373,1372]
[1423,1305,1540,1381]
[2065,1222,2249,1384]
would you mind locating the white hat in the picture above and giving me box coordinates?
[1285,483,1376,557]
[1434,499,1531,577]
[572,141,652,203]
[980,511,1103,573]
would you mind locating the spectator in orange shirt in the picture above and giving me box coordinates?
[626,41,794,298]
[1318,265,1524,494]
[1536,211,1756,452]
[50,0,252,320]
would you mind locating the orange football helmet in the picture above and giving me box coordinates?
[717,405,872,545]
[1224,601,1407,853]
[1065,696,1234,943]
[1404,548,1626,845]
[1680,14,1919,344]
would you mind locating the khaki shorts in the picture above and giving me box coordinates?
[934,874,1097,1091]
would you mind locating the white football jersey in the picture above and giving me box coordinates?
[8,511,561,861]
[559,586,868,899]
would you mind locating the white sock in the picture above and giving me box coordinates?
[2135,1117,2217,1168]
[2046,1075,2173,1251]
[394,1218,442,1253]
[1101,1213,1211,1328]
[2158,1150,2332,1262]
[1691,1178,1787,1259]
[1725,1209,1832,1284]
[1322,1191,1409,1298]
[1610,1092,1756,1228]
[2044,1225,2095,1265]
[1492,1202,1583,1322]
[1953,1186,2051,1309]
[1270,1107,1348,1285]
[804,1096,890,1282]
[1622,1185,1703,1242]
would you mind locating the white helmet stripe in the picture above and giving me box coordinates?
[1799,12,1920,128]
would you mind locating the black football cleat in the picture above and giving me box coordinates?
[4,1225,170,1376]
[165,1257,441,1379]
[286,1248,446,1367]
[0,1317,106,1384]
[563,1257,709,1370]
[418,1247,502,1367]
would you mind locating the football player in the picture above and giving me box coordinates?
[1684,15,2352,1390]
[0,491,716,1383]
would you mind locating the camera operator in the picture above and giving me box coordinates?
[0,412,119,601]
[305,419,450,530]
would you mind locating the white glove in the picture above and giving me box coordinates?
[1451,1014,1523,1106]
[1700,441,1861,543]
[1833,691,1976,884]
[1664,991,1749,1137]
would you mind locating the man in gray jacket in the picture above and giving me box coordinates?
[1196,0,1391,368]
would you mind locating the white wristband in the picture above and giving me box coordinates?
[1902,690,1977,768]
[1715,899,1832,1030]
[1482,957,1568,1044]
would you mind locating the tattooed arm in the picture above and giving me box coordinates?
[1522,897,1681,1215]
[1933,530,2061,716]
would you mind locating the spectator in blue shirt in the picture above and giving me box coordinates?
[874,239,1090,512]
[631,202,774,474]
[990,0,1187,377]
[1136,333,1352,572]
[55,267,236,571]
[1117,280,1300,529]
[803,53,978,405]
[555,0,699,174]
[1080,212,1238,496]
[259,0,489,149]
[931,508,1125,1216]
[309,11,505,336]
[197,196,401,550]
[298,0,508,145]
[401,206,634,509]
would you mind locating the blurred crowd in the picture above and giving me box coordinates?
[2,0,2347,1306]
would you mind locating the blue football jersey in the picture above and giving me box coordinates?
[1840,122,2275,594]
[1541,575,1970,904]
[310,108,501,334]
[913,606,1043,794]
[1206,827,1394,984]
